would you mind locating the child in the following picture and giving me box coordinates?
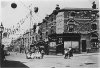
[41,50,45,59]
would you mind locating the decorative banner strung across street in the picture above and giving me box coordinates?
[56,12,64,34]
[3,3,39,38]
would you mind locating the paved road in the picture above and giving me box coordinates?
[2,52,100,68]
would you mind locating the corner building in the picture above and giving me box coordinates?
[48,8,99,54]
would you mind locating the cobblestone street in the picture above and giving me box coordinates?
[2,52,100,68]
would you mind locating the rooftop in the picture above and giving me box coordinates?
[59,7,99,11]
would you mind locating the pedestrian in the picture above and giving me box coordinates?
[41,49,45,59]
[69,47,73,57]
[1,45,6,63]
[64,49,69,59]
[70,47,73,57]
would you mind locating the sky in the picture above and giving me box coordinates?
[0,0,99,45]
[1,0,99,28]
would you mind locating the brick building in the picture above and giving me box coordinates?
[39,6,99,54]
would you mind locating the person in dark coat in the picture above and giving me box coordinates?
[69,47,73,57]
[64,49,69,59]
[1,45,5,63]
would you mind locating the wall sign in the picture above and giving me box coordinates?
[56,12,64,34]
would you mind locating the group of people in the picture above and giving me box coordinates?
[26,46,45,59]
[64,47,73,59]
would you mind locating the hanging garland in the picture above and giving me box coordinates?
[4,3,39,38]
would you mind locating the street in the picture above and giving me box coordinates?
[2,52,100,68]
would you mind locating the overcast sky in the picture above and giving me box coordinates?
[0,0,99,45]
[1,0,99,28]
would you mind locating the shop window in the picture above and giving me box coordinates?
[91,39,98,48]
[91,42,98,48]
[91,24,97,30]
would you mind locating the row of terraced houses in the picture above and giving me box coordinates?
[10,4,99,55]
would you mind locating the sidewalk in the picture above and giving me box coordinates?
[73,52,100,57]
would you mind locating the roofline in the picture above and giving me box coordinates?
[59,8,99,11]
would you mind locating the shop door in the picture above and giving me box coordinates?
[82,40,86,52]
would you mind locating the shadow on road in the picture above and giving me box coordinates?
[1,60,29,68]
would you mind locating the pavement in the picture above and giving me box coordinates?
[2,52,100,68]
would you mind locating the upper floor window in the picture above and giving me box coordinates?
[71,12,76,17]
[91,24,97,30]
[68,25,74,32]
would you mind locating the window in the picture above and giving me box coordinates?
[91,24,97,30]
[71,12,76,17]
[69,25,74,32]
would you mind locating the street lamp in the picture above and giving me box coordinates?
[0,23,4,44]
[0,22,4,66]
[0,23,4,33]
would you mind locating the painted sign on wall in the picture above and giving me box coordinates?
[56,12,64,34]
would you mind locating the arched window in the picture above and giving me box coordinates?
[68,25,74,32]
[71,12,76,17]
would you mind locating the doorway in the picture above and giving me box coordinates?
[82,40,87,52]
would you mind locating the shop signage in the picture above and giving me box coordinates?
[56,12,64,34]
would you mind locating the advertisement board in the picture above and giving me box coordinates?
[56,12,64,34]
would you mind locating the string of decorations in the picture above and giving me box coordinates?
[3,2,39,38]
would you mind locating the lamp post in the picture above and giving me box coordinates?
[0,23,4,66]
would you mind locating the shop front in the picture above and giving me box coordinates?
[56,33,81,54]
[48,33,99,55]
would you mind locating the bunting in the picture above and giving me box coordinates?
[4,4,39,38]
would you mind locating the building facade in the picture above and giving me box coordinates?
[39,7,99,54]
[56,8,99,54]
[10,4,99,54]
[10,27,40,53]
